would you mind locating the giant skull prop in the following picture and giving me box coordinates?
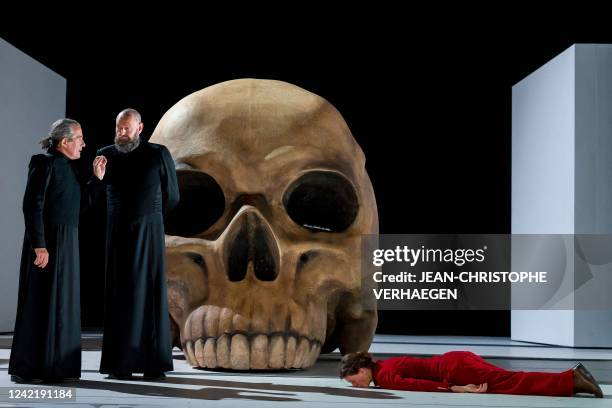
[150,79,378,370]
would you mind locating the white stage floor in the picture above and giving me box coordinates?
[0,334,611,407]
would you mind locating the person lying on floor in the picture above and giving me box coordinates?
[339,351,603,398]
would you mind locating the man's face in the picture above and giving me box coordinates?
[344,368,372,388]
[115,114,143,145]
[62,125,85,159]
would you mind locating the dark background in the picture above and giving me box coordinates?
[3,18,612,337]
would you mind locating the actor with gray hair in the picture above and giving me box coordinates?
[10,118,86,383]
[39,118,82,152]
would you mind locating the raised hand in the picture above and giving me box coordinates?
[93,155,107,180]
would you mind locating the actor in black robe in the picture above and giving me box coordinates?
[96,138,179,377]
[9,150,82,382]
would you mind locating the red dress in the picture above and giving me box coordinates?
[372,351,574,396]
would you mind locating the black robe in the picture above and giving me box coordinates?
[9,150,81,381]
[97,140,179,375]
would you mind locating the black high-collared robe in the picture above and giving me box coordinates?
[96,141,179,375]
[9,150,82,381]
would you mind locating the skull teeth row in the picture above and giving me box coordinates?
[183,333,321,369]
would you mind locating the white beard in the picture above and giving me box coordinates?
[115,136,141,153]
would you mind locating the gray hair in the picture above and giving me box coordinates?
[39,118,80,151]
[116,108,142,123]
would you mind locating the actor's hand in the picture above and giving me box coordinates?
[33,248,49,269]
[93,155,107,180]
[450,383,487,393]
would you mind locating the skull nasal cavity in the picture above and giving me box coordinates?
[227,212,278,282]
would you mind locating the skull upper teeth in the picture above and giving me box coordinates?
[183,333,321,369]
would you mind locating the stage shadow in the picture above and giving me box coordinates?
[64,377,401,402]
[164,376,401,399]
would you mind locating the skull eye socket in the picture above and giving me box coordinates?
[165,170,225,236]
[283,171,358,233]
